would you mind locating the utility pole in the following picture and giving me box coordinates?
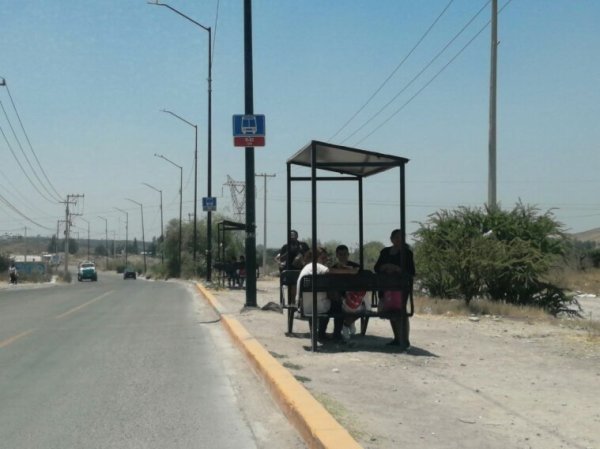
[56,221,60,253]
[488,0,498,209]
[255,173,275,276]
[62,194,84,278]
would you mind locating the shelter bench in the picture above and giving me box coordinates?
[279,270,413,335]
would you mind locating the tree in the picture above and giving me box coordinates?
[413,202,579,315]
[94,245,107,257]
[67,238,79,255]
[130,238,139,255]
[47,235,59,253]
[362,241,385,269]
[589,249,600,268]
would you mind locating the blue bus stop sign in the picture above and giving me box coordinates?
[202,197,217,212]
[232,114,265,147]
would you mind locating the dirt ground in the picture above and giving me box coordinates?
[208,277,599,449]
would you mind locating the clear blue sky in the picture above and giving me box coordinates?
[1,0,599,251]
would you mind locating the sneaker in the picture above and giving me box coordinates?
[341,326,351,341]
[349,322,356,335]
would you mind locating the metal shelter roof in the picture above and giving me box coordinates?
[286,140,409,177]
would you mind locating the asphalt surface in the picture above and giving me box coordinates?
[0,273,305,449]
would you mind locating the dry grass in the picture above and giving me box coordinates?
[413,279,600,339]
[413,295,550,321]
[548,267,600,295]
[560,318,600,340]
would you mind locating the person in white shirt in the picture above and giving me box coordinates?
[295,247,331,316]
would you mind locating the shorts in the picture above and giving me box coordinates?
[342,290,366,313]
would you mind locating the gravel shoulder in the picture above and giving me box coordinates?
[208,277,600,449]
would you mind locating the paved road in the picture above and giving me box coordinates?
[0,273,305,449]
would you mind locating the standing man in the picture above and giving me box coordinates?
[275,230,309,272]
[276,230,309,308]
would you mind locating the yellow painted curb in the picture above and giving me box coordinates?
[195,283,363,449]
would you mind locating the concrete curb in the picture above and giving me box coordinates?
[195,282,362,449]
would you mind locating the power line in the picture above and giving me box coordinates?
[0,101,62,202]
[329,0,456,141]
[2,83,63,200]
[341,0,490,145]
[0,122,58,204]
[0,190,54,231]
[0,166,53,215]
[354,0,515,145]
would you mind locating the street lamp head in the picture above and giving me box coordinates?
[125,198,142,207]
[0,77,6,86]
[142,182,162,193]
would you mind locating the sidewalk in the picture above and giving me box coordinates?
[197,277,600,449]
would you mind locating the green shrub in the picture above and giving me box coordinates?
[413,202,576,315]
[589,249,600,268]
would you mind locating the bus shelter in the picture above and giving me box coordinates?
[215,220,245,287]
[286,140,410,351]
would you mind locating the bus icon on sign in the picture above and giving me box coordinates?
[241,115,257,134]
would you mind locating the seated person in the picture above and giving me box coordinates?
[329,245,363,340]
[237,255,246,287]
[296,246,361,341]
[226,257,238,288]
[277,229,309,304]
[295,247,331,316]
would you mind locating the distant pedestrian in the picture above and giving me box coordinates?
[8,262,18,284]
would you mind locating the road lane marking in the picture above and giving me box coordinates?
[55,291,114,319]
[0,329,35,349]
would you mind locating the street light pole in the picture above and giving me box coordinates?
[115,208,129,267]
[142,182,164,266]
[126,198,147,274]
[154,153,183,277]
[98,216,109,270]
[244,0,257,307]
[256,173,275,276]
[161,109,198,268]
[150,1,213,282]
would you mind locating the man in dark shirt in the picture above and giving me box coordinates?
[275,230,309,272]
